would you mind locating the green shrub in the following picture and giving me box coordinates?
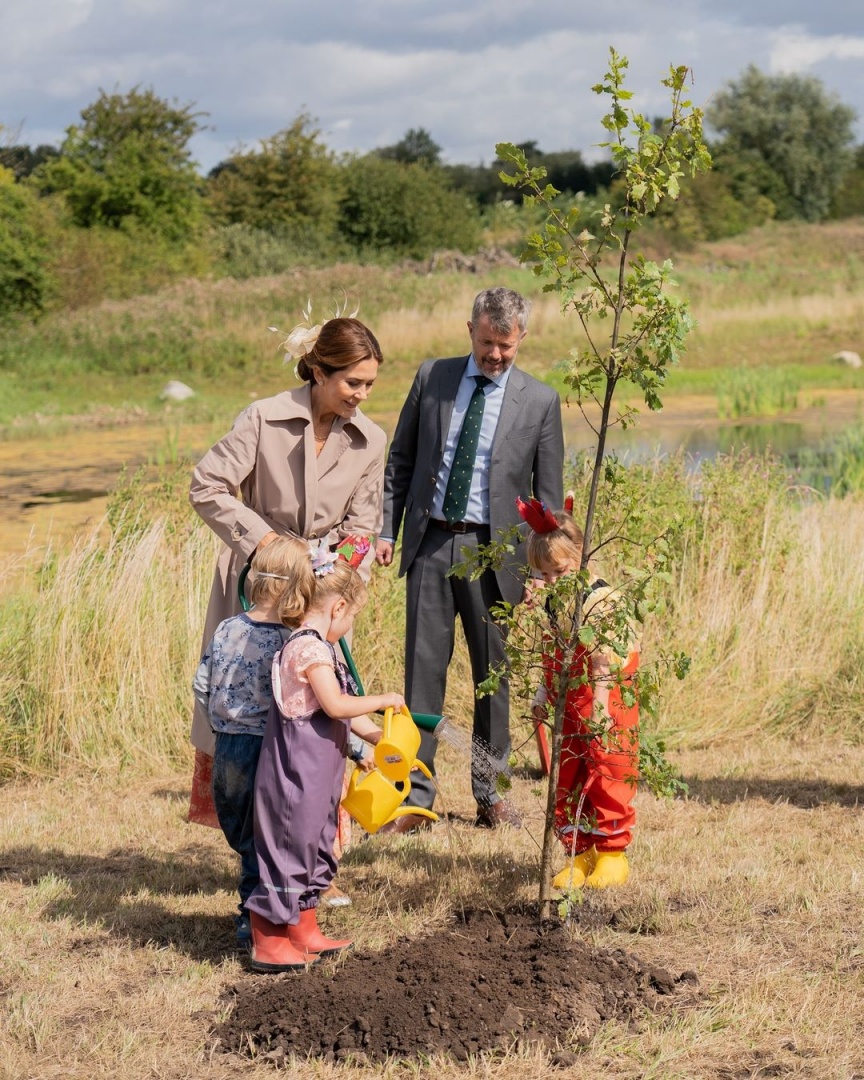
[205,115,343,237]
[339,156,482,258]
[32,87,204,242]
[0,168,50,321]
[208,222,350,279]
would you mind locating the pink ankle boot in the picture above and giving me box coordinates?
[286,907,354,959]
[249,911,319,973]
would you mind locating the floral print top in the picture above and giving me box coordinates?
[193,613,291,735]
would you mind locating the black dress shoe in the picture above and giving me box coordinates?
[475,799,523,829]
[376,812,433,836]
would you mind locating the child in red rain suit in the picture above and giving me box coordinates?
[518,497,639,890]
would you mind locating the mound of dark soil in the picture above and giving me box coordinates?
[214,909,696,1066]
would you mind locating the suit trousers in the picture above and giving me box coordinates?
[403,524,511,810]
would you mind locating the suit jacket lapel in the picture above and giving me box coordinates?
[491,365,526,454]
[301,423,318,536]
[314,423,350,480]
[438,356,469,452]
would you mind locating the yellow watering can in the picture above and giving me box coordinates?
[342,769,438,834]
[342,707,439,833]
[374,705,427,782]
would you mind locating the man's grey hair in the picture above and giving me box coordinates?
[471,287,531,335]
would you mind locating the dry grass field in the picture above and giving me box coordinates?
[2,733,863,1079]
[3,455,864,1078]
[3,220,864,1077]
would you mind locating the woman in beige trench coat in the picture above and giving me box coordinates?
[188,317,386,852]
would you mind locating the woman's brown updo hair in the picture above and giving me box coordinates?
[296,318,383,383]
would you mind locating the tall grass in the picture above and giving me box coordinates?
[715,365,800,418]
[0,519,215,776]
[3,452,864,778]
[794,420,864,496]
[658,496,864,743]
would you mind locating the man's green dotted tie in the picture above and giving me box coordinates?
[442,375,491,524]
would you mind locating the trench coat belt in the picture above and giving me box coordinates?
[428,519,488,534]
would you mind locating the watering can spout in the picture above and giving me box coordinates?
[342,708,445,834]
[409,711,444,734]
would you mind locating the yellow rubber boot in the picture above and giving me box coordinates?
[552,847,597,891]
[584,850,629,889]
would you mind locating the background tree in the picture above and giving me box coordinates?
[0,144,59,181]
[708,66,857,222]
[206,114,343,238]
[444,145,615,209]
[649,159,775,243]
[0,165,50,321]
[338,154,481,258]
[376,127,442,166]
[489,49,708,915]
[830,144,864,218]
[32,86,204,241]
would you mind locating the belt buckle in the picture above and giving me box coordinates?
[451,521,468,534]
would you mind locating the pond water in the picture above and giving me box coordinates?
[0,422,215,561]
[561,389,864,465]
[1,390,862,560]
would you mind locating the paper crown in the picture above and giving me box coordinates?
[516,493,576,534]
[515,496,560,534]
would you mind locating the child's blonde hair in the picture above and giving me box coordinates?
[248,536,315,626]
[310,560,367,613]
[525,511,585,573]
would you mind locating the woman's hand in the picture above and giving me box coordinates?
[255,531,279,554]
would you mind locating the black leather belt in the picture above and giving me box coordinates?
[429,519,488,534]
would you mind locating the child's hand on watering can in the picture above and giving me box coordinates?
[380,692,405,710]
[355,753,376,773]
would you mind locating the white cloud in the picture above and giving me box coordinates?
[770,29,864,71]
[0,0,93,53]
[1,0,862,170]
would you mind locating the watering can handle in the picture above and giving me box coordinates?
[382,705,412,727]
[237,562,251,612]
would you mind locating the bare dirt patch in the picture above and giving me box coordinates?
[214,907,696,1066]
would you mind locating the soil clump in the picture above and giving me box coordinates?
[214,908,696,1066]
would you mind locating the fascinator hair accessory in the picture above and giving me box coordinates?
[309,542,339,578]
[269,296,360,370]
[308,534,372,576]
[515,496,561,535]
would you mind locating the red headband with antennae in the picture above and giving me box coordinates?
[564,492,574,514]
[515,496,560,535]
[334,534,372,569]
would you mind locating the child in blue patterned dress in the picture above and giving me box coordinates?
[193,536,317,944]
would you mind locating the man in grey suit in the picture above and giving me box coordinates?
[375,287,564,831]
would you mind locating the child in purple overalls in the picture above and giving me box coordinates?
[246,539,404,972]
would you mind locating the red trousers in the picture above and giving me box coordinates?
[551,651,639,854]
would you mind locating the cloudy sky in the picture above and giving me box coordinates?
[2,0,863,173]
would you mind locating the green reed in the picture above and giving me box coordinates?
[716,365,801,419]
